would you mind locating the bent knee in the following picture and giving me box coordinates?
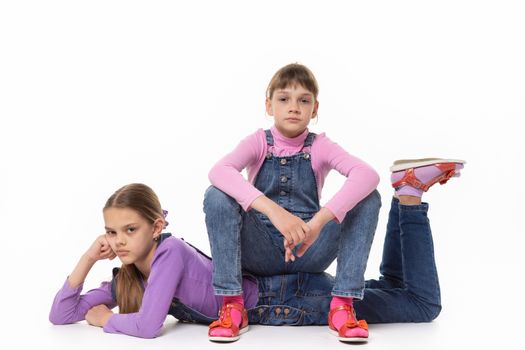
[203,186,239,211]
[417,303,442,322]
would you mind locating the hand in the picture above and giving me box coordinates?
[295,208,335,258]
[268,207,310,255]
[85,235,116,262]
[294,219,323,258]
[85,304,113,327]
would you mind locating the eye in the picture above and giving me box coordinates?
[106,231,116,236]
[301,98,311,104]
[127,227,136,233]
[278,97,288,102]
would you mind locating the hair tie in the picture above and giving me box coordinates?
[162,209,169,229]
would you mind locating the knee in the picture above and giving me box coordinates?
[363,189,382,212]
[423,304,442,322]
[203,186,239,213]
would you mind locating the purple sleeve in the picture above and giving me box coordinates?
[314,134,380,223]
[103,240,184,338]
[49,278,115,325]
[208,129,266,211]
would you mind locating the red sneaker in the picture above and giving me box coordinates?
[208,303,249,342]
[328,304,369,343]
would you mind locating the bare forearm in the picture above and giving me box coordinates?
[250,195,283,218]
[68,254,97,288]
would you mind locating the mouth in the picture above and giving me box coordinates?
[285,117,302,123]
[116,250,130,256]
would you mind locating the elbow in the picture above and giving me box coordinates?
[368,167,380,189]
[136,324,162,339]
[49,311,69,325]
[208,164,222,185]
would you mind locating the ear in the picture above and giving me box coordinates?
[265,97,273,116]
[311,100,319,119]
[152,218,164,239]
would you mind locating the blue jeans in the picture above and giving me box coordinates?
[175,198,440,325]
[354,197,442,322]
[250,197,442,324]
[203,186,380,299]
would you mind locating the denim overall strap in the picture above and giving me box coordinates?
[264,129,274,146]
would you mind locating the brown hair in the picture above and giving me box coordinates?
[266,63,319,101]
[103,183,164,314]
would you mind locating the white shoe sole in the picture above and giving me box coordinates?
[329,328,369,343]
[390,158,466,172]
[208,325,249,342]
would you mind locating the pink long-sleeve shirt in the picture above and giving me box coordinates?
[208,126,380,223]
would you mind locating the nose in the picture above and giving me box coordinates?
[288,100,300,114]
[116,232,126,246]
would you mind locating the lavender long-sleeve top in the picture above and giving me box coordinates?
[49,236,258,338]
[208,126,380,223]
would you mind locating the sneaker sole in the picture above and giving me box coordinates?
[208,325,249,342]
[390,158,466,172]
[328,328,369,343]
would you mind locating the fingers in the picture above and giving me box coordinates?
[283,240,295,263]
[295,241,310,257]
[98,236,115,260]
[283,224,308,247]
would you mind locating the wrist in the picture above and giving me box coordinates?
[102,311,113,327]
[314,207,335,226]
[82,252,98,265]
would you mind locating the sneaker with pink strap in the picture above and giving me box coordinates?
[390,158,466,197]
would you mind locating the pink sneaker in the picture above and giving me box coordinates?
[391,158,466,196]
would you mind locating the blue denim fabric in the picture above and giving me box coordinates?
[204,130,380,298]
[354,197,442,323]
[247,198,442,325]
[111,198,441,325]
[248,272,333,325]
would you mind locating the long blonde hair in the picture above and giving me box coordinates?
[103,183,164,314]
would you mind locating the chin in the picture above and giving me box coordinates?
[118,257,136,265]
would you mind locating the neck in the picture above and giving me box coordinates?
[271,125,309,142]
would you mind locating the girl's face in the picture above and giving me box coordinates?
[103,207,161,266]
[266,84,318,138]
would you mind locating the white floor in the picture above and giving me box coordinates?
[2,1,525,349]
[25,314,523,350]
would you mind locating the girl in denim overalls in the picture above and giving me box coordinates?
[204,63,383,342]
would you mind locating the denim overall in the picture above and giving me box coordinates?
[204,129,381,299]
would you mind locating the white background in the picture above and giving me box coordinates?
[1,1,524,349]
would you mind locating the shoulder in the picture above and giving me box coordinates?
[311,132,344,152]
[157,235,185,252]
[152,236,187,264]
[311,131,331,145]
[234,129,267,160]
[239,129,266,147]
